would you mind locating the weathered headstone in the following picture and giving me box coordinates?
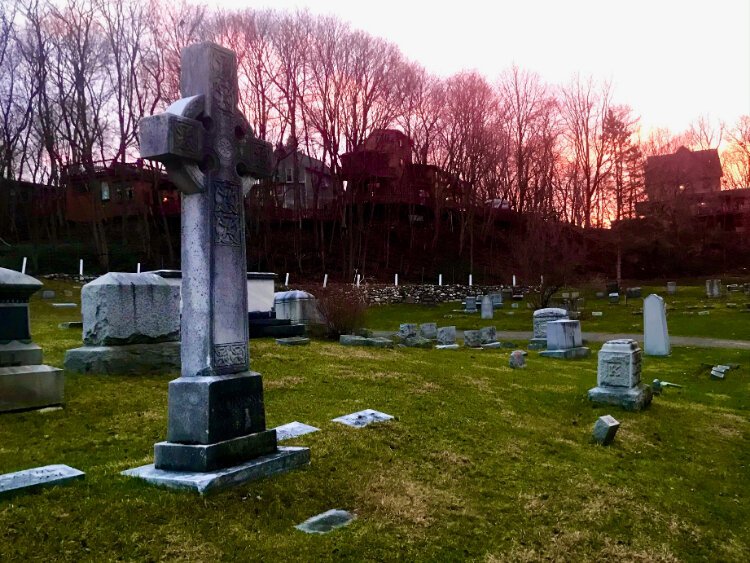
[509,350,526,369]
[64,273,181,374]
[480,295,494,319]
[419,323,437,340]
[339,335,394,348]
[0,268,63,413]
[40,290,55,299]
[706,279,721,298]
[588,339,652,411]
[122,42,308,493]
[529,307,568,349]
[540,320,590,359]
[489,293,503,309]
[609,292,620,304]
[463,296,477,313]
[463,329,483,348]
[0,464,84,497]
[274,290,322,326]
[625,287,642,298]
[666,282,677,295]
[643,294,670,356]
[479,326,501,348]
[276,336,310,346]
[397,323,418,339]
[436,326,458,350]
[591,415,620,445]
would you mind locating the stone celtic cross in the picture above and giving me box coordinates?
[135,43,307,478]
[140,42,271,377]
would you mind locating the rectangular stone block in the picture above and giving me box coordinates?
[166,372,267,444]
[154,429,277,471]
[0,365,63,412]
[546,320,582,350]
[0,464,83,497]
[419,323,437,340]
[138,112,204,163]
[0,341,42,368]
[597,339,641,388]
[436,326,456,345]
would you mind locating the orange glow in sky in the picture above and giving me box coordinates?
[216,0,750,133]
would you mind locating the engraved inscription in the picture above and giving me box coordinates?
[213,342,247,369]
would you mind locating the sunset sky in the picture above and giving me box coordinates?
[217,0,750,135]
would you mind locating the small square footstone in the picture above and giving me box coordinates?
[0,464,84,497]
[296,509,355,534]
[122,447,310,495]
[592,415,620,445]
[509,350,526,368]
[711,365,731,380]
[275,421,319,441]
[276,337,310,346]
[332,409,393,428]
[41,290,56,299]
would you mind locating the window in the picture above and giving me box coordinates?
[286,167,293,183]
[101,182,110,202]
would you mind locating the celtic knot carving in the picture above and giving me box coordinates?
[211,51,236,114]
[214,342,248,370]
[213,179,242,246]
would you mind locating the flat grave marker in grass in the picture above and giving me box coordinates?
[332,409,393,428]
[274,421,319,441]
[591,415,620,445]
[0,464,84,497]
[295,509,355,534]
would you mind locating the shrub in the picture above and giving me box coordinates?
[312,285,368,339]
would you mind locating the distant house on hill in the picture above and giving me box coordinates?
[637,146,750,232]
[644,146,723,201]
[249,146,335,219]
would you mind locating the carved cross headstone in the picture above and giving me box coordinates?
[133,43,309,481]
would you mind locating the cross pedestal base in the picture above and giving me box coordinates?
[122,446,310,495]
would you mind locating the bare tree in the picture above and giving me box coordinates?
[723,115,750,189]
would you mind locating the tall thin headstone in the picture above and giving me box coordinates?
[643,294,670,356]
[123,42,308,493]
[481,295,493,319]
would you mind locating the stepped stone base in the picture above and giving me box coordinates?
[64,342,180,374]
[540,347,590,359]
[588,384,653,411]
[528,338,547,350]
[0,365,64,413]
[122,446,310,495]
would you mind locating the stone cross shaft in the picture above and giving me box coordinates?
[140,42,271,378]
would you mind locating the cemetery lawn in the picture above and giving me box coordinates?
[0,280,748,561]
[366,283,750,341]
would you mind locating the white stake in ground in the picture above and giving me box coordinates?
[438,274,443,286]
[356,274,361,287]
[394,274,398,286]
[79,259,83,278]
[21,257,27,274]
[469,274,473,287]
[285,272,289,287]
[137,262,141,273]
[512,274,517,286]
[323,274,328,288]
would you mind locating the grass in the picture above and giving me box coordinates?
[365,284,750,340]
[0,280,749,561]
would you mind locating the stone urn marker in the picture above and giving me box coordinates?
[122,42,309,494]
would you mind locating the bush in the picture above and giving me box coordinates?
[313,285,368,339]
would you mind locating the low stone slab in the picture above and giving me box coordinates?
[51,303,77,308]
[296,509,355,534]
[41,290,56,299]
[276,337,310,346]
[64,342,180,375]
[121,446,310,495]
[435,344,459,350]
[539,347,590,359]
[339,335,394,348]
[592,312,603,317]
[58,321,83,329]
[275,421,319,441]
[588,384,652,411]
[0,464,84,497]
[332,409,393,428]
[711,365,731,380]
[399,335,432,348]
[592,415,620,445]
[481,342,502,349]
[419,323,437,340]
[0,365,64,413]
